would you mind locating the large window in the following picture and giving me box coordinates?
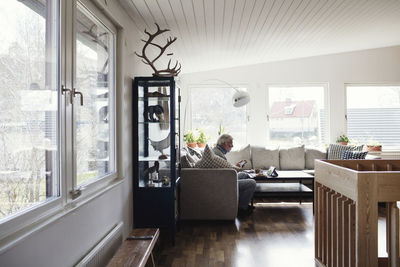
[267,85,327,146]
[75,3,116,187]
[0,0,117,240]
[190,86,247,147]
[0,0,59,220]
[346,85,400,149]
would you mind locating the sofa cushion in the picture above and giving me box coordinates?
[341,150,368,159]
[251,146,280,170]
[225,144,252,169]
[194,145,235,169]
[279,145,305,170]
[186,152,199,164]
[305,147,327,169]
[327,144,363,159]
[187,147,203,159]
[181,155,194,168]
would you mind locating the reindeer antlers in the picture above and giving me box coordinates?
[135,23,181,77]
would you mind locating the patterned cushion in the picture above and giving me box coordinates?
[187,147,203,159]
[327,144,363,160]
[186,152,199,164]
[180,155,194,168]
[341,150,368,159]
[194,145,235,169]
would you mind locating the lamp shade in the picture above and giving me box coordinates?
[232,90,250,107]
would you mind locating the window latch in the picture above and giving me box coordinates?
[72,88,84,106]
[70,186,85,199]
[61,85,73,105]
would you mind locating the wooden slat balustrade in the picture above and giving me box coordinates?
[314,160,400,267]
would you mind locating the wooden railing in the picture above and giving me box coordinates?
[314,159,400,267]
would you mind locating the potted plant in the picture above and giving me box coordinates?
[336,134,350,145]
[366,141,382,152]
[184,130,196,148]
[196,128,209,148]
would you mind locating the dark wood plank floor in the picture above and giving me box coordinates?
[156,201,314,267]
[155,200,387,267]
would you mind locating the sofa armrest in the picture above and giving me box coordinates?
[180,168,238,220]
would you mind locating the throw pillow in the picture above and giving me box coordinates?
[327,144,363,160]
[186,152,199,164]
[279,145,306,170]
[225,144,252,169]
[305,147,327,169]
[341,150,368,159]
[194,145,236,169]
[251,146,280,170]
[180,155,194,168]
[187,147,203,159]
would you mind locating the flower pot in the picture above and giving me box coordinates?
[367,145,382,152]
[187,142,197,148]
[338,142,348,145]
[197,143,206,148]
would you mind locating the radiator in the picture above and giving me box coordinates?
[76,222,124,267]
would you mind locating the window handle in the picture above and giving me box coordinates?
[72,88,84,106]
[70,186,85,199]
[61,85,73,105]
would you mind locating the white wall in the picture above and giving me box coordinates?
[180,46,400,146]
[0,0,150,266]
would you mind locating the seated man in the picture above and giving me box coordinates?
[213,134,256,216]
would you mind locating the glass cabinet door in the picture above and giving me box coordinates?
[137,79,175,188]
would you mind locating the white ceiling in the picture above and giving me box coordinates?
[119,0,400,74]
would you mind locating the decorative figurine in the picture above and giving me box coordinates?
[143,104,164,122]
[135,23,181,77]
[149,133,170,159]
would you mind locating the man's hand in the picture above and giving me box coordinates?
[237,160,247,168]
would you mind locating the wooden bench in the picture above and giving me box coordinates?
[107,228,159,267]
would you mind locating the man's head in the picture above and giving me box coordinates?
[217,134,234,152]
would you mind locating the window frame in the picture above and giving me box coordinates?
[0,0,121,250]
[68,0,118,201]
[265,83,329,146]
[345,83,400,151]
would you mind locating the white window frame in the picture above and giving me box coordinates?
[67,0,118,202]
[265,83,329,146]
[0,0,121,252]
[345,83,400,152]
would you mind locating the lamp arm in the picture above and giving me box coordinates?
[201,78,241,92]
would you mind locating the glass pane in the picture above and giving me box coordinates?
[0,0,59,220]
[190,87,247,148]
[75,5,115,186]
[138,83,172,188]
[268,86,326,146]
[347,86,400,148]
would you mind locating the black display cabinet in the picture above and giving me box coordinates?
[132,76,180,242]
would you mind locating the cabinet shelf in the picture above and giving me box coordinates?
[139,97,170,101]
[138,156,170,162]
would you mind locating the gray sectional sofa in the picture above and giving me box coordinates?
[179,145,327,220]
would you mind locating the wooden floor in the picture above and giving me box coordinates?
[155,200,387,267]
[156,200,315,267]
